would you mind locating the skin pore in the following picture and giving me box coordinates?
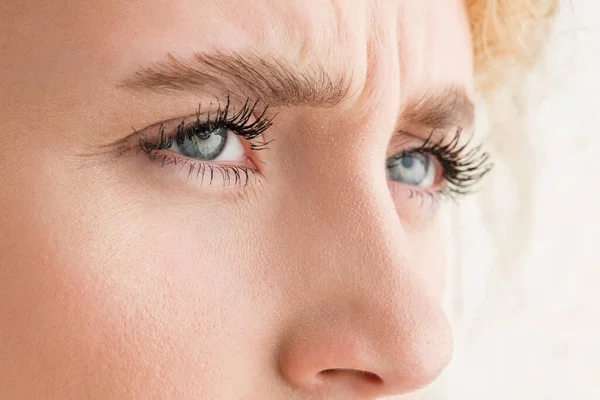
[0,0,479,399]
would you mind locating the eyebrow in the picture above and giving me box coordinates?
[119,51,475,130]
[120,51,351,108]
[400,85,475,130]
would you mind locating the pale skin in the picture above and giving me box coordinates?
[0,0,477,399]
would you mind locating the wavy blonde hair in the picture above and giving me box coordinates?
[467,0,558,90]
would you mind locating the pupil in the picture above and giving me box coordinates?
[401,155,415,168]
[178,127,227,160]
[386,152,432,187]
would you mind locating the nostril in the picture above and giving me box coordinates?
[319,368,384,385]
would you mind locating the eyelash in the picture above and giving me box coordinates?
[134,97,492,202]
[136,96,274,187]
[396,129,493,203]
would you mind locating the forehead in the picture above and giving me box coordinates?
[55,0,473,96]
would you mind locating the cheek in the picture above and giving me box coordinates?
[386,188,448,298]
[387,183,448,292]
[0,162,263,397]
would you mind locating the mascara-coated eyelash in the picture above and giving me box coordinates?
[135,96,275,188]
[138,96,274,152]
[397,129,493,202]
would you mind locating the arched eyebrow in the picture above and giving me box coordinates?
[119,51,352,108]
[119,51,475,131]
[400,85,475,131]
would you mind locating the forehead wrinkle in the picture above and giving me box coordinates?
[395,0,473,94]
[249,0,370,105]
[236,0,356,67]
[349,2,401,130]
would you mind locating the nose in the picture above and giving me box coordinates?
[275,182,453,399]
[278,289,452,398]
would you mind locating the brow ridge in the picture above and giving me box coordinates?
[121,50,352,108]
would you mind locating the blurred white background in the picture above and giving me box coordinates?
[422,1,600,399]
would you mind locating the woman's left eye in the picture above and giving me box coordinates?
[170,126,244,162]
[386,152,436,187]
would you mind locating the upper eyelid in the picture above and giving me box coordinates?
[134,105,277,168]
[385,129,439,159]
[133,97,275,141]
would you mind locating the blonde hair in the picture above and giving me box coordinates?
[467,0,558,90]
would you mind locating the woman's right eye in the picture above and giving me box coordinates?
[134,97,274,188]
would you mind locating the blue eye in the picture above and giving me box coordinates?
[168,126,245,162]
[174,127,228,161]
[386,152,436,187]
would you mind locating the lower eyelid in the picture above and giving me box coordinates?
[143,149,260,188]
[387,180,443,211]
[385,154,447,205]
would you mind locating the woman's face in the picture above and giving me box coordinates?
[0,0,478,398]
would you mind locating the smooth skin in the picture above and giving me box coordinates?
[0,0,474,399]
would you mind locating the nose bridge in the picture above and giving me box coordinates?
[279,168,399,291]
